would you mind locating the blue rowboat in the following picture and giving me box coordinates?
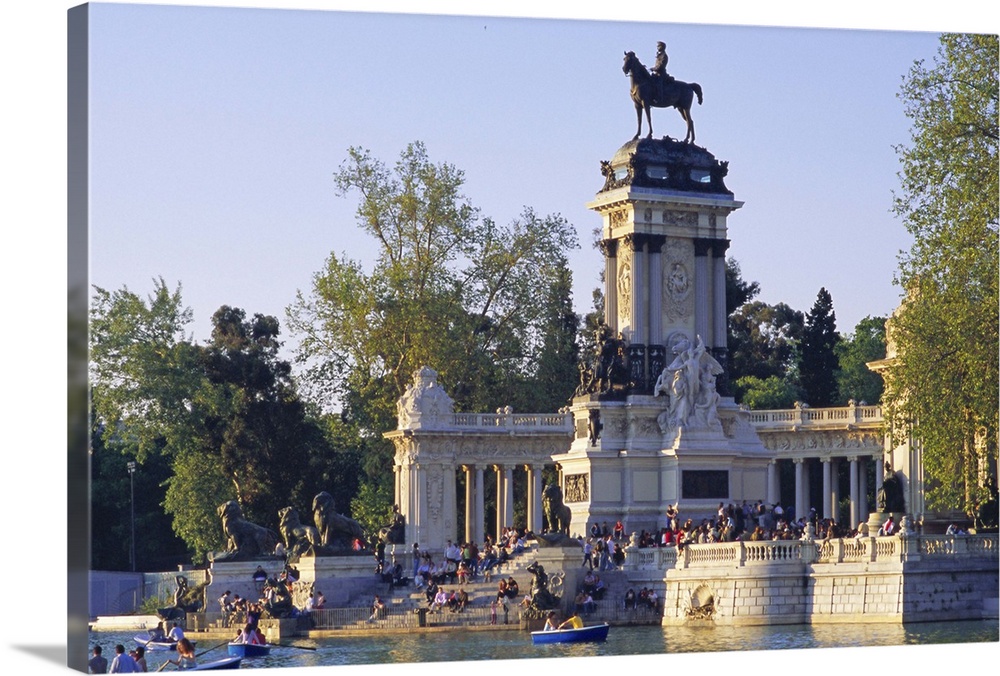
[188,656,242,670]
[531,622,610,645]
[227,642,271,658]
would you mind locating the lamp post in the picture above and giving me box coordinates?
[127,460,136,572]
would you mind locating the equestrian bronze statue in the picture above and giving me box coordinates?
[622,50,703,143]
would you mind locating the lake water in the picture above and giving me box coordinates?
[90,620,997,671]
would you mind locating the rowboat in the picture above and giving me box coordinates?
[531,622,610,645]
[133,635,198,651]
[187,656,242,670]
[227,642,271,657]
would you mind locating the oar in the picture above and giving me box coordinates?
[155,640,230,672]
[272,642,317,651]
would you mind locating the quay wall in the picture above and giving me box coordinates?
[659,534,998,626]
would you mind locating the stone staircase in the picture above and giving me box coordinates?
[340,550,638,630]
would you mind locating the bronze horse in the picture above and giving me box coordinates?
[622,51,703,143]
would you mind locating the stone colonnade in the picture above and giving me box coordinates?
[450,462,548,545]
[764,454,882,528]
[753,403,886,528]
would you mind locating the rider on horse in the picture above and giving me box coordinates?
[651,41,675,104]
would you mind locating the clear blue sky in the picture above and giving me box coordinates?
[86,2,950,355]
[2,3,997,676]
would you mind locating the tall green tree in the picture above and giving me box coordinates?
[799,288,841,407]
[884,33,999,514]
[287,142,580,492]
[91,283,351,563]
[835,315,887,405]
[728,300,805,406]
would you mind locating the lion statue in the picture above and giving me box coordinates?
[312,491,367,551]
[542,483,573,536]
[213,500,280,562]
[278,506,321,560]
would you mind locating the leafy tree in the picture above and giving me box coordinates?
[884,34,998,514]
[725,258,761,316]
[733,375,799,410]
[287,142,580,496]
[835,315,887,405]
[799,288,841,407]
[91,283,352,562]
[728,301,804,399]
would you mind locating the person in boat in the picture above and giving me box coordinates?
[167,622,185,643]
[543,611,560,631]
[558,613,584,630]
[166,638,197,670]
[147,623,167,643]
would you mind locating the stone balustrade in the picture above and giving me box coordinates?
[448,412,572,431]
[673,534,998,570]
[747,403,883,430]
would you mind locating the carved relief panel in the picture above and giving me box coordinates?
[564,473,590,503]
[662,237,694,324]
[617,245,633,326]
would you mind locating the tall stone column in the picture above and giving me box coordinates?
[711,240,729,350]
[694,239,711,342]
[874,456,884,506]
[464,465,475,544]
[794,459,808,520]
[829,458,839,520]
[526,464,544,534]
[601,239,618,332]
[494,465,504,540]
[503,465,515,529]
[475,466,485,545]
[858,457,868,516]
[767,460,780,506]
[821,459,832,520]
[849,457,860,529]
[625,235,649,391]
[646,235,668,387]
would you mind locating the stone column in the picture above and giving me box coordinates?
[767,460,780,506]
[711,240,729,350]
[858,457,868,516]
[821,459,832,520]
[874,456,884,506]
[629,235,646,345]
[528,464,543,534]
[494,465,504,540]
[829,458,839,521]
[648,236,665,348]
[849,457,860,529]
[503,465,515,529]
[475,466,486,545]
[464,465,475,544]
[694,239,711,341]
[410,463,423,548]
[601,239,618,331]
[794,459,808,521]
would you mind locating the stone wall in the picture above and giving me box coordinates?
[660,534,998,626]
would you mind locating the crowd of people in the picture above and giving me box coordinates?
[612,501,880,552]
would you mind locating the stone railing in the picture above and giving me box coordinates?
[675,534,998,569]
[448,412,572,431]
[748,404,883,430]
[622,545,678,571]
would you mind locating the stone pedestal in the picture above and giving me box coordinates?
[533,545,586,615]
